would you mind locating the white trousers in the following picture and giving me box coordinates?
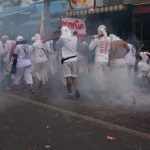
[95,62,109,92]
[34,62,48,84]
[14,65,33,85]
[110,59,129,97]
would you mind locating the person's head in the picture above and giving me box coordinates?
[140,52,149,62]
[109,34,120,41]
[16,35,24,42]
[73,31,78,36]
[97,25,107,37]
[61,26,70,34]
[34,33,41,41]
[61,26,72,40]
[31,36,36,43]
[1,35,8,43]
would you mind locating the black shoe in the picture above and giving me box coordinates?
[75,90,80,98]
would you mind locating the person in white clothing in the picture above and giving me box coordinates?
[125,43,136,75]
[13,35,34,93]
[56,26,80,98]
[89,25,110,93]
[0,40,3,71]
[137,52,149,78]
[32,33,48,87]
[137,52,150,91]
[45,39,57,75]
[1,35,16,88]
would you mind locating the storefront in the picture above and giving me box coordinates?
[133,4,150,49]
[66,4,133,39]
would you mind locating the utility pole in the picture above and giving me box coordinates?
[44,0,51,39]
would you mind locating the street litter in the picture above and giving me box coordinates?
[45,145,51,148]
[106,136,117,141]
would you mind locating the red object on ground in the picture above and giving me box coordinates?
[106,136,117,141]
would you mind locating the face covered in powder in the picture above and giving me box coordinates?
[97,25,107,38]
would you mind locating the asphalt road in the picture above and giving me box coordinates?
[0,93,150,150]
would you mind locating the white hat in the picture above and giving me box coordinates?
[49,40,53,44]
[31,36,36,42]
[1,35,8,40]
[34,33,41,41]
[16,35,24,42]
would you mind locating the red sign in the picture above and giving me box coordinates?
[61,18,86,35]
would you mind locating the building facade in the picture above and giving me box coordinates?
[66,0,150,48]
[0,0,67,39]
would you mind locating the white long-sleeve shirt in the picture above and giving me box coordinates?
[125,44,136,66]
[15,44,32,68]
[137,52,149,77]
[33,40,48,64]
[89,37,110,63]
[45,40,54,54]
[2,40,15,63]
[0,41,3,64]
[56,35,77,62]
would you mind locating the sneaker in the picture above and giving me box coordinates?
[75,90,80,98]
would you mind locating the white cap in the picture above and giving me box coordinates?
[31,36,36,42]
[1,35,8,40]
[16,35,24,42]
[49,40,53,43]
[34,33,41,41]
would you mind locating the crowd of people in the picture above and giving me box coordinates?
[0,24,150,99]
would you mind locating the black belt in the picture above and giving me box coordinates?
[61,55,77,64]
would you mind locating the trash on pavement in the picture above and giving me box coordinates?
[106,136,117,141]
[45,145,51,148]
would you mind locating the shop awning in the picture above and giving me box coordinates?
[0,5,33,18]
[66,4,127,17]
[0,0,66,18]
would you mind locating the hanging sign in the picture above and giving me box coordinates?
[61,17,86,35]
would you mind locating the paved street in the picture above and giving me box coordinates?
[0,90,150,150]
[0,0,150,150]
